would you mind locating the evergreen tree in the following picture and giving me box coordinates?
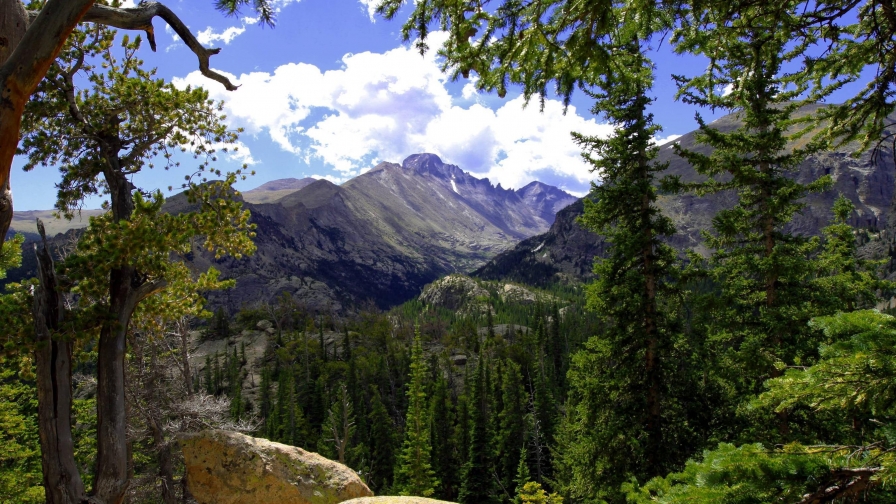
[812,196,888,312]
[629,311,896,503]
[459,353,497,504]
[259,366,273,429]
[394,328,438,497]
[367,386,397,493]
[496,360,527,499]
[430,375,459,500]
[672,0,839,444]
[319,316,328,362]
[513,447,532,504]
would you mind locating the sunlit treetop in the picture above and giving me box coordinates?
[18,26,253,220]
[377,0,674,107]
[377,0,895,148]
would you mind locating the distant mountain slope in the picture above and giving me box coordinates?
[476,107,896,286]
[241,177,316,204]
[6,154,575,312]
[6,209,102,242]
[196,153,576,311]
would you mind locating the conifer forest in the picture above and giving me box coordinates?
[3,0,896,503]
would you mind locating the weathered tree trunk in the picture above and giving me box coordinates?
[0,0,28,243]
[93,166,139,504]
[94,265,138,504]
[32,220,87,504]
[0,0,94,246]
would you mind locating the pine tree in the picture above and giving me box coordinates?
[553,29,701,499]
[459,353,497,504]
[319,316,328,362]
[672,0,838,444]
[496,360,527,499]
[259,366,273,430]
[367,386,397,493]
[394,328,438,497]
[513,447,532,504]
[812,196,887,312]
[430,375,459,500]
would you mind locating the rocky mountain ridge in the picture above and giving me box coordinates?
[477,107,896,286]
[5,154,576,312]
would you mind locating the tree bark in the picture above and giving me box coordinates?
[0,0,28,243]
[93,150,166,504]
[32,219,87,504]
[0,0,95,244]
[0,0,240,249]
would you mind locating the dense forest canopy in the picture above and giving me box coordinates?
[1,0,896,503]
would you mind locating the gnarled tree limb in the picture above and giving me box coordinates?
[0,0,240,249]
[0,0,94,246]
[28,2,239,91]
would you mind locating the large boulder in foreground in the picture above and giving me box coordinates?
[343,498,457,504]
[181,430,372,504]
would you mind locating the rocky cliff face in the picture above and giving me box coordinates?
[477,109,896,286]
[192,155,572,311]
[5,154,575,312]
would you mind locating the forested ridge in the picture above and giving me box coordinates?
[2,0,896,503]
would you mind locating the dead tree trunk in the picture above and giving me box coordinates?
[32,219,87,504]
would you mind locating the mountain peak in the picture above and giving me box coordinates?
[402,153,444,169]
[401,153,459,179]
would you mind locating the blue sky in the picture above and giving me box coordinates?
[11,0,839,210]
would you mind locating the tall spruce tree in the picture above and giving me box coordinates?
[671,0,839,443]
[366,386,397,493]
[459,352,498,504]
[496,360,527,499]
[430,374,460,500]
[555,32,695,499]
[394,328,438,497]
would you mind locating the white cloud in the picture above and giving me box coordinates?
[654,133,681,146]
[310,173,346,184]
[358,0,378,21]
[174,32,611,190]
[197,25,246,46]
[210,141,258,166]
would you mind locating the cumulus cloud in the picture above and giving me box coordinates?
[197,25,246,46]
[174,32,612,190]
[357,0,379,21]
[654,133,682,146]
[210,141,258,166]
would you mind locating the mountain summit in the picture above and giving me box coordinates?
[195,153,577,310]
[7,153,575,310]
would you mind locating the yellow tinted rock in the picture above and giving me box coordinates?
[181,430,372,504]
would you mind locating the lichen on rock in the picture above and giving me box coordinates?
[181,430,372,504]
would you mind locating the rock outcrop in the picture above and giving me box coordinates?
[343,498,457,504]
[181,430,372,504]
[418,274,490,310]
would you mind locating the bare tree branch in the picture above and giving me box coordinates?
[28,2,239,91]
